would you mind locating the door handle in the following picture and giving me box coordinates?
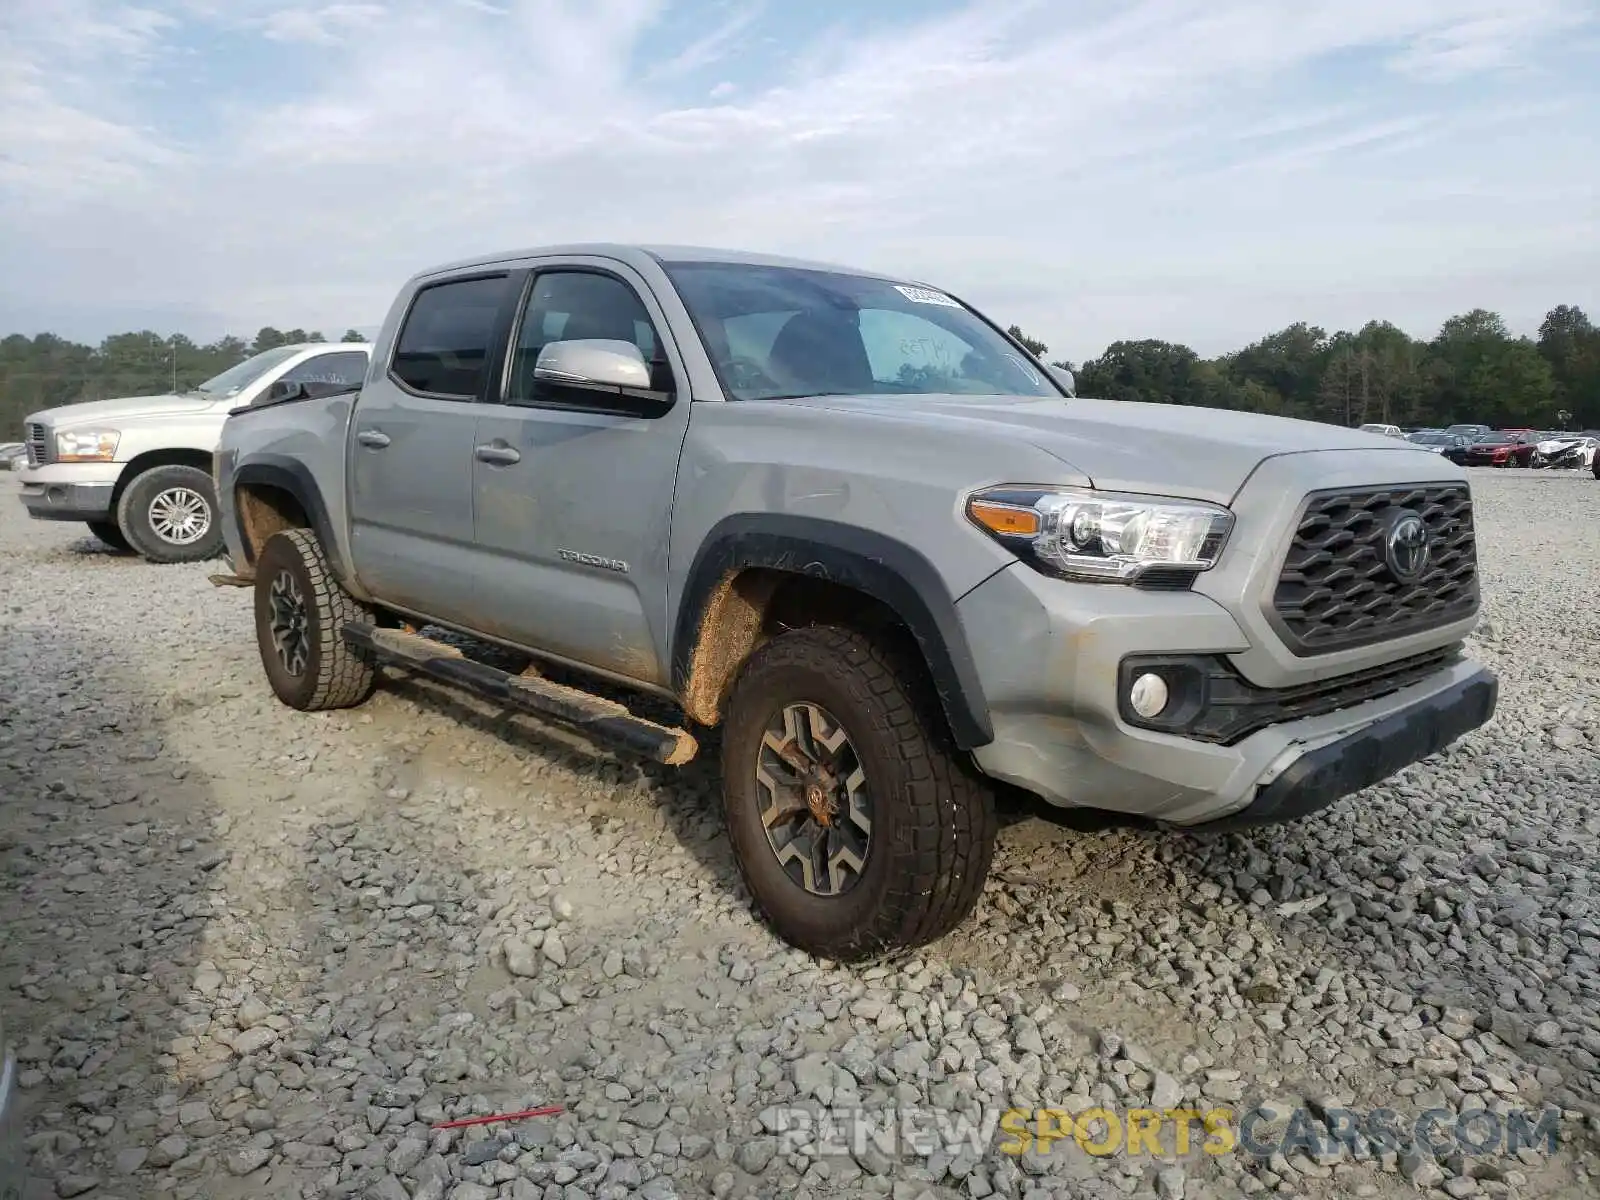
[474,443,521,466]
[356,429,391,449]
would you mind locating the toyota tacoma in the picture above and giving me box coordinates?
[210,244,1497,959]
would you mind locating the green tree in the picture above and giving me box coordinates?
[1430,310,1555,425]
[1225,322,1329,411]
[1006,324,1048,357]
[1077,340,1204,405]
[340,329,367,343]
[1537,305,1600,428]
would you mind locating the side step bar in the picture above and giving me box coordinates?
[342,623,698,767]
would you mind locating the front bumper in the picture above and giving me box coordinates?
[16,462,121,521]
[959,563,1497,827]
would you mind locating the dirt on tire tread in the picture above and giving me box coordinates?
[724,624,997,958]
[262,528,376,710]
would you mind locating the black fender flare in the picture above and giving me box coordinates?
[230,457,339,568]
[671,514,994,749]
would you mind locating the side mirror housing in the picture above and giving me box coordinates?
[1048,365,1076,396]
[534,340,653,393]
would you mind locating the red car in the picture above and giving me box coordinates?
[1449,431,1541,467]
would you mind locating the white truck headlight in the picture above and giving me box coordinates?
[966,486,1233,584]
[55,428,121,462]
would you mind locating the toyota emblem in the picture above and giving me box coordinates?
[1384,511,1431,582]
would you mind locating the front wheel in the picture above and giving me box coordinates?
[253,528,377,711]
[720,625,997,960]
[115,464,224,562]
[86,520,131,552]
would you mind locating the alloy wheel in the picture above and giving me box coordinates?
[755,702,872,897]
[148,486,211,545]
[268,569,311,677]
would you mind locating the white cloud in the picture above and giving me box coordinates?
[0,0,1596,357]
[257,3,387,45]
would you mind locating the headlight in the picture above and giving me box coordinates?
[55,428,120,462]
[966,485,1233,584]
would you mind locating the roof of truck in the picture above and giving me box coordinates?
[414,243,904,283]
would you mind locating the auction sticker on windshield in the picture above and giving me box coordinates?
[894,285,962,308]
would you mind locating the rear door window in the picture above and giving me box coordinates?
[391,275,514,399]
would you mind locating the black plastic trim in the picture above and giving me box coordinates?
[1117,645,1464,745]
[227,382,360,418]
[230,457,338,568]
[1193,667,1498,830]
[671,515,994,748]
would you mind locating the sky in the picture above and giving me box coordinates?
[1,0,1597,362]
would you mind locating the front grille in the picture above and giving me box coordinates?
[25,422,49,466]
[1188,647,1460,745]
[1272,484,1477,655]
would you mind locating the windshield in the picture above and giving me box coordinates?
[1407,432,1449,444]
[663,261,1062,402]
[1474,435,1513,445]
[196,345,304,397]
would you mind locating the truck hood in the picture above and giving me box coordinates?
[27,392,222,426]
[775,393,1439,504]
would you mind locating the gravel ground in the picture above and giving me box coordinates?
[2,469,1598,1200]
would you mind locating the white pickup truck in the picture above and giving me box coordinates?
[15,341,371,562]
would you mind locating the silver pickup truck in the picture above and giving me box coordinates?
[212,244,1497,959]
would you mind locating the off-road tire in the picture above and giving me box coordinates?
[254,528,377,711]
[115,464,224,563]
[86,520,131,553]
[721,625,997,960]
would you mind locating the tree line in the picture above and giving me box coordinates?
[1010,304,1599,431]
[0,327,367,435]
[4,304,1597,440]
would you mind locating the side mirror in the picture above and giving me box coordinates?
[534,339,653,393]
[1048,365,1076,396]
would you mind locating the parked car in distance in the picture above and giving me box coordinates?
[1445,431,1540,468]
[0,442,25,471]
[1532,433,1598,470]
[1444,423,1492,442]
[212,241,1497,960]
[16,342,372,562]
[1405,430,1465,454]
[1359,422,1404,437]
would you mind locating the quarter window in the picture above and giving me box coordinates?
[507,271,664,406]
[391,275,513,398]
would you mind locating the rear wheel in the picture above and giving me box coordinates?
[253,528,377,711]
[86,520,131,552]
[116,464,224,562]
[720,625,997,960]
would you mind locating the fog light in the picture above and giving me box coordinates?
[1129,672,1169,718]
